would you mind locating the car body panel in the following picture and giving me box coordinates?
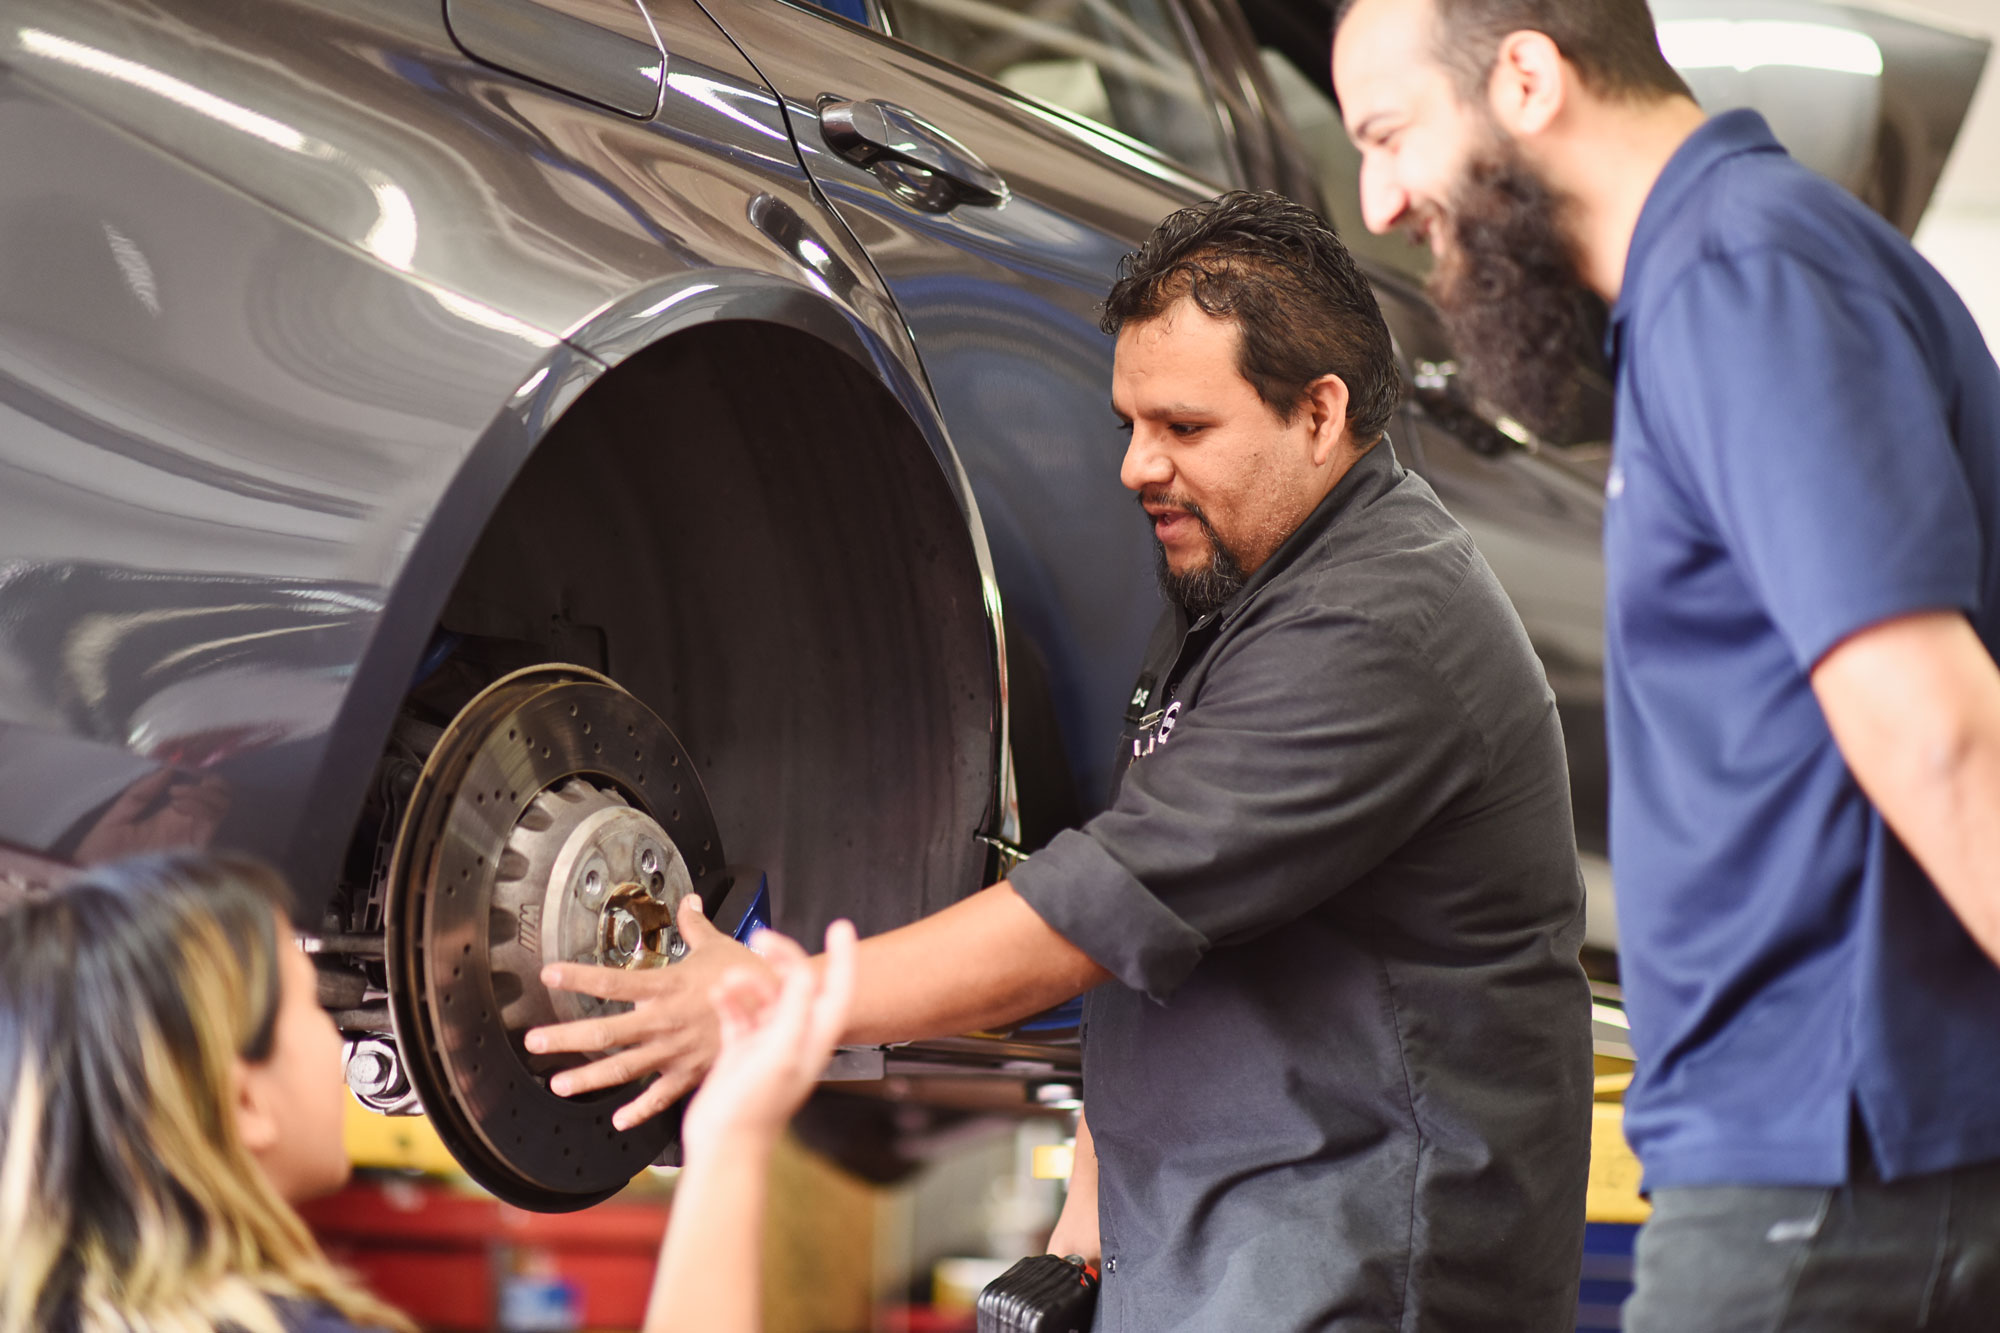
[0,2,548,889]
[445,0,669,119]
[0,0,1006,921]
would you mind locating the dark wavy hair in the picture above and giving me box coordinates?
[1333,0,1690,103]
[1101,191,1400,448]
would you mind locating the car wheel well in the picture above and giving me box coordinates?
[428,320,997,940]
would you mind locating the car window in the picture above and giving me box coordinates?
[881,0,1234,184]
[1258,48,1432,287]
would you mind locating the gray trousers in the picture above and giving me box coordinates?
[1623,1160,2000,1332]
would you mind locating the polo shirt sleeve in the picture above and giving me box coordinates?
[1640,251,1982,669]
[1009,605,1477,1002]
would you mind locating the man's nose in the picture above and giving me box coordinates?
[1358,154,1408,236]
[1119,428,1171,493]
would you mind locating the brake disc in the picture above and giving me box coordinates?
[383,664,724,1210]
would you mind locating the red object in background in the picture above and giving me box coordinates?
[876,1308,977,1333]
[301,1179,668,1331]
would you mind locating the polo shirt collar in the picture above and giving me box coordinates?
[1605,109,1787,364]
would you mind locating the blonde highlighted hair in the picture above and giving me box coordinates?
[0,853,413,1333]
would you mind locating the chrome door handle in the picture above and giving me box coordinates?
[818,98,1008,209]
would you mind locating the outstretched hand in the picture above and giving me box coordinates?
[640,920,857,1333]
[528,896,768,1131]
[680,919,858,1160]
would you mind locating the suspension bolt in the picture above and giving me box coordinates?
[346,1040,405,1100]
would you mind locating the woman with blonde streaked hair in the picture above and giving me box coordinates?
[0,852,413,1333]
[0,847,859,1333]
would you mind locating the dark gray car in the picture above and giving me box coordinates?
[0,0,1983,1209]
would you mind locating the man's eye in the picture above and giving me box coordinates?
[1115,420,1133,434]
[1170,423,1202,437]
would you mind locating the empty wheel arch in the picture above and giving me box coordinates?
[417,320,1002,943]
[305,318,1047,1205]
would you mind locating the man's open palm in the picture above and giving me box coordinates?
[528,895,765,1131]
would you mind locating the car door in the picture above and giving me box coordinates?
[689,0,1238,815]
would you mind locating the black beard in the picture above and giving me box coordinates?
[1427,141,1600,441]
[1149,498,1248,619]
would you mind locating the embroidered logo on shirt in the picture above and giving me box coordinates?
[1124,672,1158,724]
[1129,700,1182,761]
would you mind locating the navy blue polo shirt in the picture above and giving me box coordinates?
[1604,109,2000,1190]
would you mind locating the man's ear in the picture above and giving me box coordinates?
[233,1057,280,1157]
[1305,374,1353,467]
[1486,29,1568,138]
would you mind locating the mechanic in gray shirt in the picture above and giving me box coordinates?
[532,192,1592,1331]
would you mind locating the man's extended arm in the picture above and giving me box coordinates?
[528,882,1109,1126]
[1813,610,2000,963]
[836,881,1111,1044]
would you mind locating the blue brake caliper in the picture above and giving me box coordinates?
[726,873,772,944]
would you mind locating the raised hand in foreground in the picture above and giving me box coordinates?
[530,897,768,1131]
[642,919,857,1333]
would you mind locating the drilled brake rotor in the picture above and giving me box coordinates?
[384,665,724,1211]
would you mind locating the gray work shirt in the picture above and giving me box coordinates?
[1012,440,1592,1332]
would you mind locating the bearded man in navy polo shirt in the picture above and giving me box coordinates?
[1333,0,2000,1328]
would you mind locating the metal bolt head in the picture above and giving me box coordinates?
[640,847,659,876]
[579,866,606,909]
[346,1044,397,1097]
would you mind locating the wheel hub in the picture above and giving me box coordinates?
[383,665,725,1210]
[489,781,693,1039]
